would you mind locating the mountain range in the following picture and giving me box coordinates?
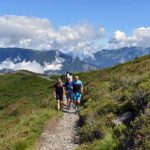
[84,47,150,68]
[0,48,96,74]
[0,47,150,74]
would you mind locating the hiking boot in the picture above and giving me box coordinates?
[75,110,80,115]
[67,105,71,110]
[72,104,76,109]
[75,110,77,114]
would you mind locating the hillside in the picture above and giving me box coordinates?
[77,55,150,150]
[0,72,60,150]
[0,54,150,150]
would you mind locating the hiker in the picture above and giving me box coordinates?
[72,76,83,114]
[54,78,64,110]
[64,77,73,110]
[66,71,73,82]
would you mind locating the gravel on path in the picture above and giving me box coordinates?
[38,105,80,150]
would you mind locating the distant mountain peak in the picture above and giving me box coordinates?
[0,47,97,74]
[84,46,150,68]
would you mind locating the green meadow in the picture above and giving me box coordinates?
[0,73,60,150]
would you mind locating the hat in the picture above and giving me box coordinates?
[66,77,71,80]
[75,76,79,79]
[57,78,62,82]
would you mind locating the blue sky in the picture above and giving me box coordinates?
[0,0,150,36]
[0,0,150,54]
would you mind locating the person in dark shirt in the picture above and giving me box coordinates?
[54,78,64,110]
[64,77,73,110]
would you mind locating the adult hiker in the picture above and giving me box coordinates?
[64,77,73,110]
[66,71,73,82]
[72,76,83,114]
[54,78,64,110]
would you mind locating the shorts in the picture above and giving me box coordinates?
[56,94,63,101]
[73,92,81,101]
[66,92,73,99]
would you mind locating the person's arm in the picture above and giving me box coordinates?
[61,83,65,96]
[81,81,83,93]
[63,86,66,95]
[64,83,67,94]
[54,84,56,98]
[71,81,74,92]
[81,86,83,93]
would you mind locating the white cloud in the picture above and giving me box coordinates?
[0,15,105,56]
[0,59,44,73]
[114,30,127,41]
[0,15,150,55]
[132,27,150,47]
[109,27,150,49]
[43,57,64,71]
[0,57,63,73]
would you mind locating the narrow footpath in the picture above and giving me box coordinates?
[38,102,80,150]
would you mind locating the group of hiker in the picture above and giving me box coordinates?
[54,74,83,114]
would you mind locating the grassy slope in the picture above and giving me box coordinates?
[0,55,150,150]
[0,73,59,150]
[77,55,150,150]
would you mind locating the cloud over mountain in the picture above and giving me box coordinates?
[0,57,64,74]
[109,27,150,49]
[0,15,105,57]
[0,59,44,73]
[0,58,63,74]
[0,15,150,57]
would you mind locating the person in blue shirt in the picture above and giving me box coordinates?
[72,76,83,114]
[64,77,73,110]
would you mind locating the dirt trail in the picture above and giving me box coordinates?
[38,103,80,150]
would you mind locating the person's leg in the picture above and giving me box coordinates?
[68,93,72,109]
[76,93,81,114]
[62,94,67,107]
[72,93,75,108]
[66,93,70,108]
[72,100,76,109]
[60,95,64,110]
[60,100,63,110]
[56,94,60,110]
[67,98,71,109]
[75,94,78,113]
[70,92,73,108]
[73,93,77,110]
[76,100,80,113]
[57,100,60,110]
